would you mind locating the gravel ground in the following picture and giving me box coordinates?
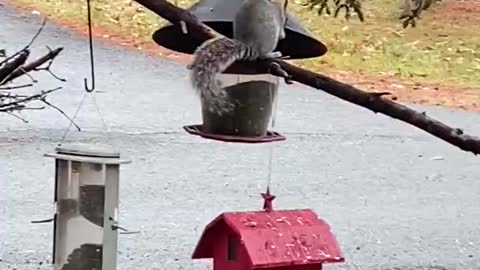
[1,4,480,270]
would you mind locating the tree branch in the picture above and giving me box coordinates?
[0,17,47,67]
[0,87,61,112]
[274,60,480,153]
[134,0,480,155]
[7,47,64,83]
[0,17,79,130]
[0,50,29,83]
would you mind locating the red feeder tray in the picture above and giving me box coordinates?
[183,124,286,143]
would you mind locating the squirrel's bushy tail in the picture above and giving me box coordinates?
[189,37,254,116]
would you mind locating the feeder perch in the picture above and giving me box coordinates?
[43,143,131,270]
[191,190,345,270]
[153,0,328,143]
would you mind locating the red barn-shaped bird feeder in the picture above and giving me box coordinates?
[192,190,345,270]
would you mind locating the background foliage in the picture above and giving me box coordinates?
[11,0,480,88]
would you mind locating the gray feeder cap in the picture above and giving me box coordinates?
[152,0,327,59]
[55,143,120,158]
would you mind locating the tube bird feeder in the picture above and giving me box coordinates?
[152,0,328,143]
[43,143,131,270]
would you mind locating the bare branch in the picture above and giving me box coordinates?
[0,87,62,112]
[41,99,81,131]
[0,50,30,84]
[6,112,29,123]
[0,17,78,129]
[0,17,47,67]
[7,47,64,83]
[26,17,48,48]
[0,83,34,90]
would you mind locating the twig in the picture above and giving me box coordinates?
[0,83,34,90]
[14,67,39,84]
[0,103,25,112]
[41,99,81,131]
[0,18,74,128]
[26,17,48,48]
[0,87,61,112]
[22,106,46,110]
[6,112,29,123]
[134,0,480,155]
[0,50,30,84]
[7,47,64,83]
[0,17,47,67]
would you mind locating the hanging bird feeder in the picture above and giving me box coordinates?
[41,143,131,270]
[152,0,327,143]
[191,189,345,270]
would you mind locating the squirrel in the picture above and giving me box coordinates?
[187,0,288,116]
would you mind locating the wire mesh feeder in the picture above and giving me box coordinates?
[79,184,106,227]
[61,244,103,270]
[42,143,131,270]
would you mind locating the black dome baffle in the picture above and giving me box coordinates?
[152,0,327,59]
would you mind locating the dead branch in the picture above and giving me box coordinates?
[0,87,61,112]
[134,0,480,155]
[0,83,34,90]
[0,17,79,130]
[7,47,65,83]
[0,50,29,83]
[0,17,46,67]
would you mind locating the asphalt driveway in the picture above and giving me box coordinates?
[1,3,479,270]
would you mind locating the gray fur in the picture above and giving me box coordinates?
[233,0,287,57]
[188,0,288,116]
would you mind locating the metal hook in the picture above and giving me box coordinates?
[84,0,95,92]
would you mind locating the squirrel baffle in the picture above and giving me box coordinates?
[152,0,327,60]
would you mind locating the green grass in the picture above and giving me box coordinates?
[291,0,480,88]
[14,0,480,88]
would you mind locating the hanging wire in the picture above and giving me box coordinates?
[58,0,105,145]
[265,76,280,190]
[59,92,88,145]
[92,93,112,141]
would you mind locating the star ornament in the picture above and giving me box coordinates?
[261,187,276,212]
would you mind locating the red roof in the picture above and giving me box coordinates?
[192,209,344,268]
